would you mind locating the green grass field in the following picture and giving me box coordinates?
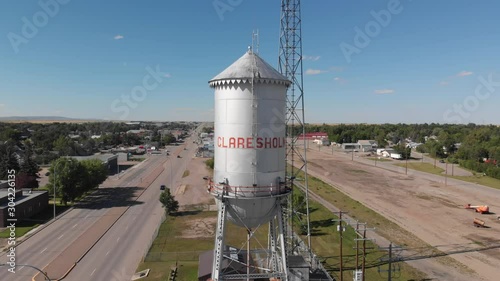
[137,195,428,281]
[395,162,444,175]
[395,162,500,189]
[136,209,272,280]
[367,157,392,162]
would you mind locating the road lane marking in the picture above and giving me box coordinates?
[117,237,120,242]
[72,223,78,229]
[91,268,97,276]
[58,234,64,240]
[85,214,89,219]
[40,247,47,253]
[18,266,24,271]
[106,250,110,256]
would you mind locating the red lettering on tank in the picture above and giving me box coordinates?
[247,137,253,148]
[265,138,272,148]
[272,137,278,148]
[237,137,244,148]
[229,137,236,148]
[256,137,263,148]
[217,137,221,147]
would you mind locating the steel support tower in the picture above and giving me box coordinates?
[278,0,312,261]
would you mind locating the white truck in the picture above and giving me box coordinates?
[390,153,403,160]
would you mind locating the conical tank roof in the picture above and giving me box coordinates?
[209,48,291,87]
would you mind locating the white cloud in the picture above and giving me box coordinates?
[303,55,320,61]
[457,70,473,77]
[164,73,171,78]
[305,69,326,75]
[439,81,449,86]
[114,35,124,40]
[374,89,395,94]
[334,77,347,84]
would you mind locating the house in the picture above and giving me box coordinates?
[297,132,328,140]
[406,142,422,149]
[313,138,330,146]
[126,129,152,137]
[341,143,360,150]
[357,140,378,152]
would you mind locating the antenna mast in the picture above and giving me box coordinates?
[278,0,312,262]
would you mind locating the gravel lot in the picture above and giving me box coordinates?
[304,144,500,281]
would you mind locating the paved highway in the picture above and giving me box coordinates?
[0,149,170,281]
[65,134,200,280]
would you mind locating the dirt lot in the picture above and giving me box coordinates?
[305,145,500,281]
[175,156,214,207]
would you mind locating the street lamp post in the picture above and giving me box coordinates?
[53,163,58,220]
[1,263,51,280]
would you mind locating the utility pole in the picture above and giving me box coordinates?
[452,162,454,176]
[445,162,448,186]
[362,228,366,281]
[353,223,375,281]
[332,211,348,281]
[388,243,392,281]
[378,243,402,281]
[405,156,408,175]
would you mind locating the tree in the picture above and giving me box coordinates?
[159,189,179,215]
[80,159,108,190]
[18,141,40,189]
[393,144,411,159]
[0,141,20,180]
[205,158,214,170]
[49,158,86,205]
[53,136,75,156]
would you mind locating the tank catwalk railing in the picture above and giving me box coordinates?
[207,180,291,197]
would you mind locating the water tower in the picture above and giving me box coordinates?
[208,48,292,280]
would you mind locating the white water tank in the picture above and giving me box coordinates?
[208,49,291,228]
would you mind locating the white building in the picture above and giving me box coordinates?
[313,138,330,146]
[378,148,395,158]
[357,140,378,152]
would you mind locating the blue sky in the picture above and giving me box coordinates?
[1,0,499,124]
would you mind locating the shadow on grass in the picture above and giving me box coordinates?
[173,210,203,217]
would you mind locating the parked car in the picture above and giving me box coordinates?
[177,155,181,158]
[203,176,209,180]
[160,185,166,190]
[439,159,445,163]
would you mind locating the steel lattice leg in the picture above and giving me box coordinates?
[277,201,289,280]
[269,218,278,272]
[212,200,227,280]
